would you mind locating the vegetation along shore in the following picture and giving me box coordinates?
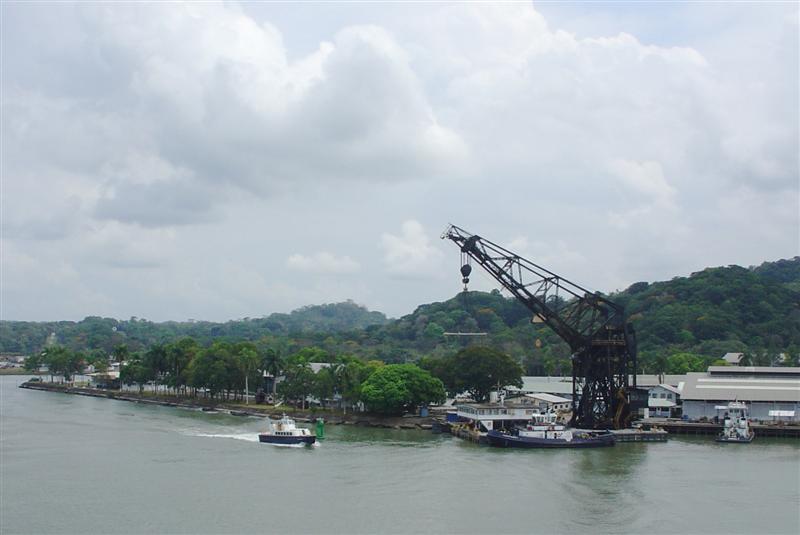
[18,380,434,429]
[7,257,799,420]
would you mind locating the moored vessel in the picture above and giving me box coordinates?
[715,402,754,443]
[258,414,316,446]
[486,412,615,449]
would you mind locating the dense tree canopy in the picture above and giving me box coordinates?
[423,346,523,402]
[360,364,445,415]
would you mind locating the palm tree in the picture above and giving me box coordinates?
[112,344,129,363]
[238,347,259,404]
[261,349,284,397]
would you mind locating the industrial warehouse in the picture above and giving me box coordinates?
[447,365,800,441]
[680,366,800,423]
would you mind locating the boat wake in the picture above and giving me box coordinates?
[190,432,260,443]
[265,442,309,448]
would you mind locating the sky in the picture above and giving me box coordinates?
[2,1,798,322]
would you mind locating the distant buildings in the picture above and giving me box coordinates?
[505,376,573,398]
[523,393,571,413]
[0,355,27,369]
[722,352,745,366]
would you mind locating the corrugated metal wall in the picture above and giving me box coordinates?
[683,401,800,422]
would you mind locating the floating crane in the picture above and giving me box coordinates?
[441,224,645,429]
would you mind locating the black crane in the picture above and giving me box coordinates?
[441,224,644,429]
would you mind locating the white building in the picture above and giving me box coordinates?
[722,352,745,366]
[524,393,571,412]
[680,366,800,422]
[647,384,682,418]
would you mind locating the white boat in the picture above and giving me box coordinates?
[715,402,754,443]
[258,414,316,446]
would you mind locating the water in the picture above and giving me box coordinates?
[2,375,799,534]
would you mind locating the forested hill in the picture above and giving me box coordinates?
[0,301,388,355]
[2,258,799,372]
[614,258,800,355]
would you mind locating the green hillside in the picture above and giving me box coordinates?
[2,257,798,374]
[0,300,388,355]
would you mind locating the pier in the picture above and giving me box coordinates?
[611,428,669,442]
[641,419,800,438]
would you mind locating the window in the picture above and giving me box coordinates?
[660,393,666,398]
[667,393,673,399]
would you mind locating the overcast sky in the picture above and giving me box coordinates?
[2,1,798,322]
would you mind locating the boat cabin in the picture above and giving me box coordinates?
[455,403,559,432]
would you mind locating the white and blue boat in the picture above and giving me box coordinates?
[715,402,754,443]
[486,411,615,449]
[259,414,316,446]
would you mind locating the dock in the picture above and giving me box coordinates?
[448,422,488,444]
[641,419,800,438]
[610,428,669,442]
[439,419,670,444]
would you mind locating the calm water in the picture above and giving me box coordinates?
[2,375,799,535]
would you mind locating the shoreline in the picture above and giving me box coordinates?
[17,380,436,430]
[0,368,32,375]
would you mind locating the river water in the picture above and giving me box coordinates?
[2,376,798,534]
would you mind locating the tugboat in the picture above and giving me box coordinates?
[715,402,754,443]
[258,414,316,446]
[486,411,615,449]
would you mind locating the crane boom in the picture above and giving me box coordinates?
[441,224,642,429]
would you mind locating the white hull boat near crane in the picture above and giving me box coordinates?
[715,402,754,443]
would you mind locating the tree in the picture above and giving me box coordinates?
[165,338,199,395]
[143,344,168,394]
[186,342,231,399]
[260,348,285,396]
[665,352,707,374]
[424,322,445,339]
[434,346,523,402]
[91,354,109,374]
[418,355,454,391]
[120,356,150,394]
[278,353,316,409]
[360,364,445,415]
[335,356,379,409]
[312,366,337,408]
[112,344,129,362]
[24,353,41,374]
[41,346,83,383]
[783,345,800,367]
[235,343,260,404]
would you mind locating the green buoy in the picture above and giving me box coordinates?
[315,418,325,439]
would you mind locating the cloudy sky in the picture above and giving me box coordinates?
[2,1,798,322]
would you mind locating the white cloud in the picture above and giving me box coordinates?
[503,236,588,283]
[3,3,467,229]
[608,159,676,204]
[2,2,796,321]
[286,252,361,274]
[380,220,444,278]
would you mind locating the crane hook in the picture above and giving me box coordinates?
[460,263,472,290]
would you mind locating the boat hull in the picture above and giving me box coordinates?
[258,434,316,445]
[487,430,615,449]
[715,433,754,443]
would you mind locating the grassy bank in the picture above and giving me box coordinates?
[0,368,33,375]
